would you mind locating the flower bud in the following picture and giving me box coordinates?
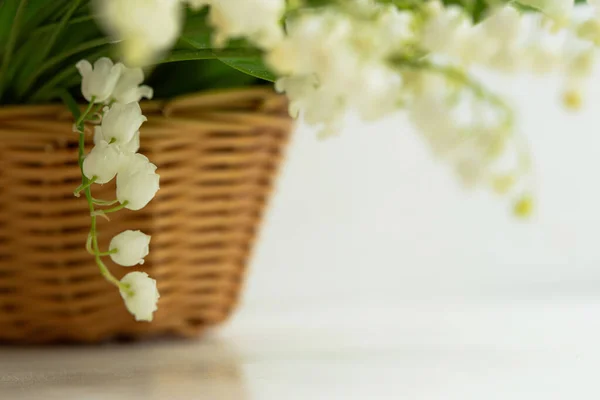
[119,271,159,322]
[110,230,151,267]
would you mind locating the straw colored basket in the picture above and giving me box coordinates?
[0,88,292,344]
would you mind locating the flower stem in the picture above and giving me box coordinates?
[73,176,97,197]
[98,201,128,214]
[71,99,122,289]
[96,249,118,257]
[92,197,119,206]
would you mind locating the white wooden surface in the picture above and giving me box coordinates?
[3,69,600,399]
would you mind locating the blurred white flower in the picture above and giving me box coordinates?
[110,230,151,267]
[93,0,183,66]
[562,48,596,108]
[198,0,284,48]
[119,271,159,322]
[116,158,160,211]
[421,3,472,60]
[100,102,147,146]
[111,66,153,104]
[516,0,573,20]
[268,3,409,134]
[82,140,123,184]
[76,58,123,103]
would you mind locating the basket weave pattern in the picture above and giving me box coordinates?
[0,88,291,344]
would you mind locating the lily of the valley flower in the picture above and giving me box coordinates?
[110,230,151,267]
[119,271,160,322]
[75,57,161,322]
[82,140,122,184]
[120,153,158,174]
[76,57,123,103]
[94,126,140,154]
[112,66,154,104]
[116,157,160,211]
[100,102,147,146]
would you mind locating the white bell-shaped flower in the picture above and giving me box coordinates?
[120,153,157,174]
[116,157,160,211]
[121,131,140,153]
[93,0,183,66]
[111,65,154,104]
[95,126,140,154]
[100,102,147,146]
[109,230,151,267]
[76,57,123,103]
[119,271,159,322]
[82,140,123,184]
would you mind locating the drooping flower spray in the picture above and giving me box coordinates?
[64,57,160,322]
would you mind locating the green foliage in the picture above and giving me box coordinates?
[1,0,576,105]
[217,56,277,82]
[0,0,277,104]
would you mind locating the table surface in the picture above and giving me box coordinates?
[2,294,600,400]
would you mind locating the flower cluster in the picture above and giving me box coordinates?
[92,0,285,65]
[73,57,160,322]
[87,0,600,218]
[266,3,413,136]
[263,0,600,216]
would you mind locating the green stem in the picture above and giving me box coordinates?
[95,201,128,214]
[395,57,513,123]
[92,198,120,206]
[69,98,122,290]
[97,249,118,257]
[73,176,97,197]
[76,100,97,126]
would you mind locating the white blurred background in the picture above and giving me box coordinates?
[244,71,600,306]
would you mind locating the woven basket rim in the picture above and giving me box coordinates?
[0,87,292,139]
[0,86,284,117]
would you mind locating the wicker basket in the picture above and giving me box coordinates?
[0,88,292,344]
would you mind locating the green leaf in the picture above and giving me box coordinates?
[22,37,109,96]
[59,89,81,120]
[31,14,94,36]
[15,0,82,97]
[148,59,261,98]
[0,0,19,51]
[157,48,261,64]
[21,0,71,33]
[0,0,29,99]
[180,8,212,48]
[217,55,277,82]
